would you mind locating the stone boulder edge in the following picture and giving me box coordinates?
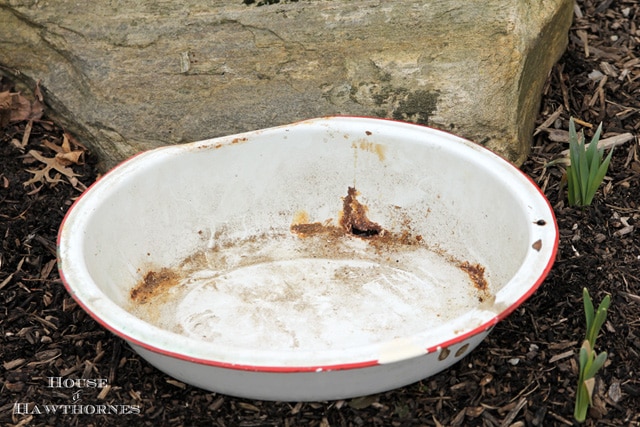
[0,0,573,170]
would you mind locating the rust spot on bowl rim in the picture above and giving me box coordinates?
[532,239,543,251]
[438,347,450,361]
[455,343,470,357]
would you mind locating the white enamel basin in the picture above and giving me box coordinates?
[57,117,557,401]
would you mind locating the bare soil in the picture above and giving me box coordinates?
[1,0,639,425]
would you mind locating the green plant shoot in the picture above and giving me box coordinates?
[566,117,613,207]
[584,287,611,349]
[574,288,611,423]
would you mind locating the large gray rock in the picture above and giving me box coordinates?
[0,0,573,170]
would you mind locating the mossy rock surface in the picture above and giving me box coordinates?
[0,0,573,170]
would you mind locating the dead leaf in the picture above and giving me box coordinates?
[23,150,79,188]
[56,150,84,166]
[42,133,85,165]
[62,132,72,152]
[28,150,78,177]
[20,119,33,149]
[7,92,32,122]
[63,131,88,151]
[42,139,63,153]
[0,90,12,110]
[24,168,65,187]
[0,81,44,126]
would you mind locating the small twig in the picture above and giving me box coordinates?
[558,133,634,158]
[34,235,57,257]
[621,292,640,304]
[20,119,33,148]
[548,410,574,425]
[108,339,121,384]
[534,105,563,136]
[549,349,575,363]
[500,397,527,427]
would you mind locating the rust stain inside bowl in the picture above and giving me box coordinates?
[130,268,180,304]
[290,187,419,248]
[354,140,386,162]
[127,187,494,351]
[340,186,383,237]
[457,261,490,303]
[290,186,385,239]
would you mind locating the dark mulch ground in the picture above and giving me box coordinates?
[1,1,639,426]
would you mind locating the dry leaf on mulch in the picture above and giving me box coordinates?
[23,150,80,188]
[43,132,86,166]
[0,81,44,127]
[22,134,87,191]
[1,80,88,192]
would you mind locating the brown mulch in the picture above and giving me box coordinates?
[1,0,639,425]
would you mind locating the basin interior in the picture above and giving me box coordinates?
[66,119,553,366]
